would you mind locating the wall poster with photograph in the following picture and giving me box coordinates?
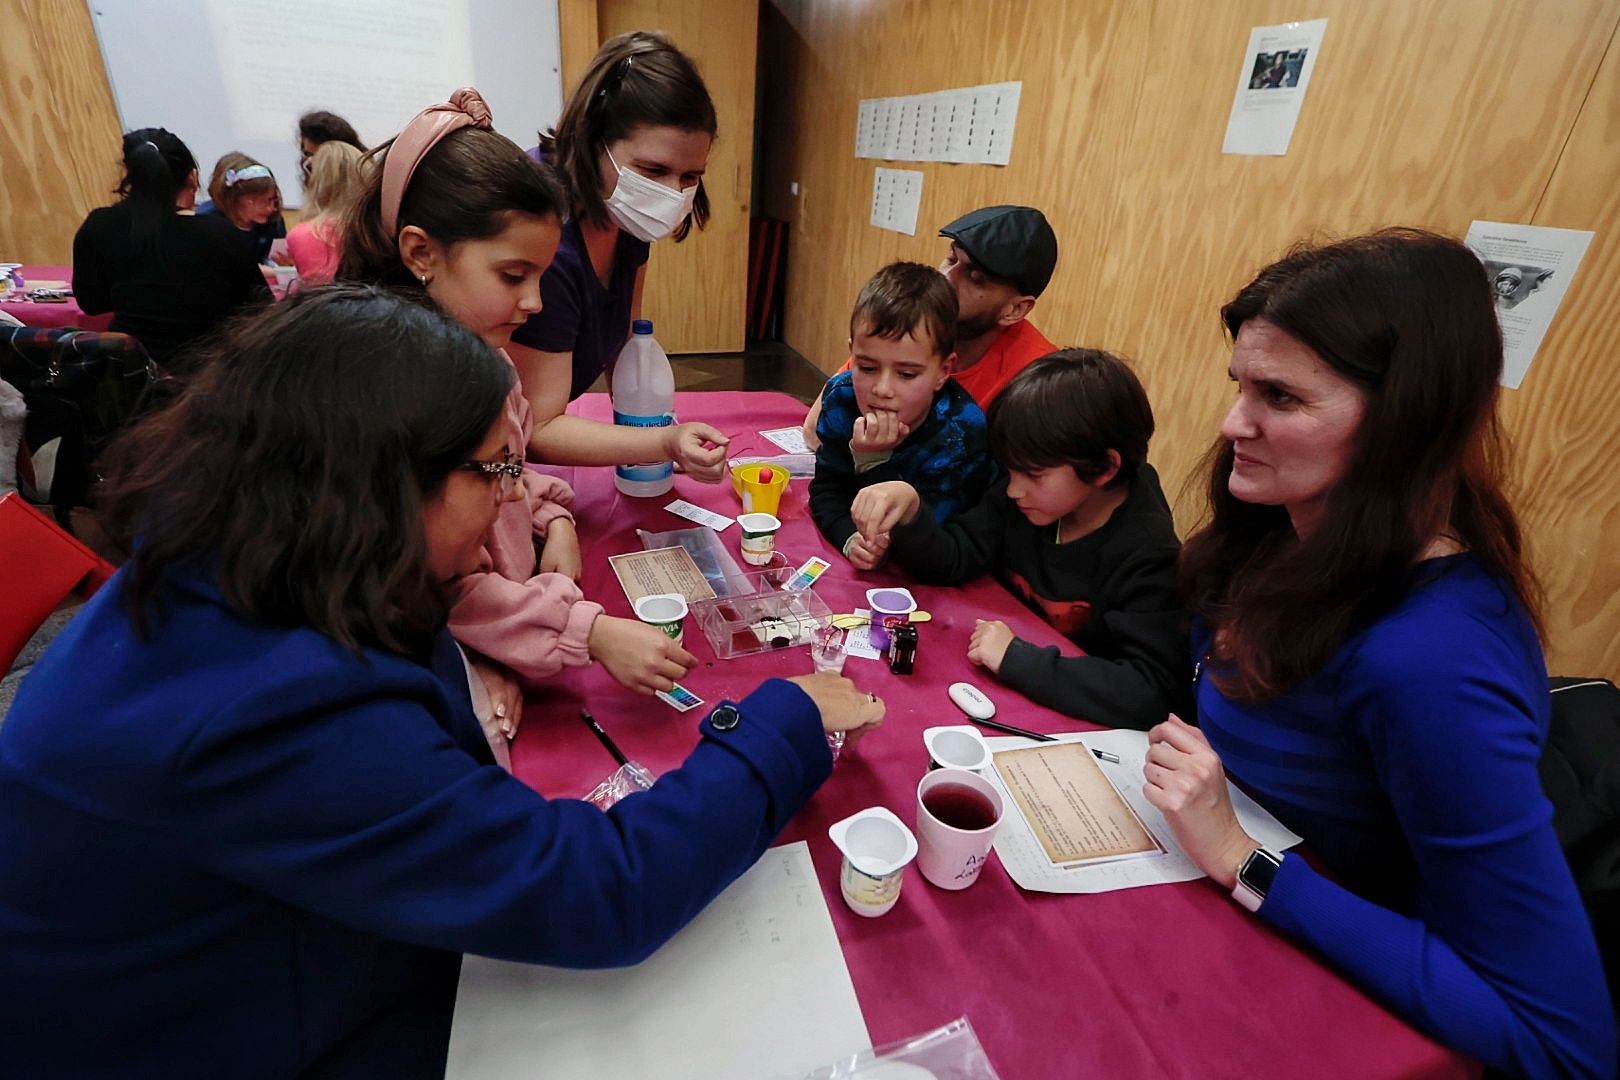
[1222,19,1329,156]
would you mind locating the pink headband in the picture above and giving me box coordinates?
[380,88,493,237]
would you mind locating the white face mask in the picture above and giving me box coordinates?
[603,148,697,243]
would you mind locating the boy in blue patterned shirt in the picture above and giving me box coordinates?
[810,262,998,567]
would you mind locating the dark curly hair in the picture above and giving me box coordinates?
[99,284,514,656]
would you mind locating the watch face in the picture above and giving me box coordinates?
[1241,849,1282,896]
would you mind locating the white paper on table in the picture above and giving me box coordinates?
[760,425,812,454]
[985,731,1301,894]
[445,842,871,1080]
[843,609,883,660]
[1222,19,1328,156]
[1463,220,1595,389]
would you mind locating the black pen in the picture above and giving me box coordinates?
[579,708,630,768]
[966,716,1120,763]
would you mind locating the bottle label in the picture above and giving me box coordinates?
[613,410,675,483]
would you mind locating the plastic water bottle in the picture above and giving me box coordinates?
[612,319,676,497]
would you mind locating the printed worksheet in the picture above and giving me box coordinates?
[986,731,1301,894]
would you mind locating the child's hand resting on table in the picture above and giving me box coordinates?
[968,619,1016,675]
[850,411,910,456]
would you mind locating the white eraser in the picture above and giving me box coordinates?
[947,681,996,721]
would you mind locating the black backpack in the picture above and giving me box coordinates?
[1542,676,1620,1014]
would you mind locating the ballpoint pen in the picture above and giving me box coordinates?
[579,708,630,768]
[964,715,1119,763]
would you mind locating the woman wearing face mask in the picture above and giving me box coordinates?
[507,30,729,482]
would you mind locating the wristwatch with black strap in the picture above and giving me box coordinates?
[1232,847,1283,912]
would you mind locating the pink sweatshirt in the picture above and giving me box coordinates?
[447,349,603,766]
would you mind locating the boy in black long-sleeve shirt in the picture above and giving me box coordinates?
[851,349,1188,730]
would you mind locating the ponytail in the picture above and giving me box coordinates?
[116,128,197,253]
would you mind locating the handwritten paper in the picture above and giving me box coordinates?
[446,843,870,1080]
[608,546,717,606]
[994,742,1162,864]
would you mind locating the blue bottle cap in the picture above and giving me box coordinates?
[632,319,654,335]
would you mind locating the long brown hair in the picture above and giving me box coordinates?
[99,285,513,656]
[336,124,564,289]
[539,29,716,240]
[1179,228,1543,700]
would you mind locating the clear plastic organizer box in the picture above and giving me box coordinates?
[690,566,833,660]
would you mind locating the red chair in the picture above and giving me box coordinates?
[0,492,116,671]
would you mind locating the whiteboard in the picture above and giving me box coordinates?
[87,0,564,208]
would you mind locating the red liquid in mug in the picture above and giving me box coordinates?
[923,785,997,831]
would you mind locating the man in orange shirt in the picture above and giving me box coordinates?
[802,205,1058,449]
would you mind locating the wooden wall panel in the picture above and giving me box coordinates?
[0,0,122,265]
[558,0,601,95]
[1501,22,1620,675]
[761,0,1620,677]
[598,0,756,353]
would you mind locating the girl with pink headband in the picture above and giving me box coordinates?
[339,89,696,768]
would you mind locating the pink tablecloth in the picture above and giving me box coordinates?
[0,266,112,331]
[511,391,1472,1080]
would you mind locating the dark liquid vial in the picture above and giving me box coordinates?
[922,784,997,830]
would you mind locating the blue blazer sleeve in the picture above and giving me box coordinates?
[167,676,831,969]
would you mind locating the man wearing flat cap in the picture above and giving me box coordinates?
[804,205,1059,448]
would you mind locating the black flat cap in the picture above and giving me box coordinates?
[939,205,1058,297]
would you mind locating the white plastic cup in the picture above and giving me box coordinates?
[923,725,991,772]
[810,626,849,675]
[915,768,1004,890]
[632,592,688,646]
[738,512,781,566]
[828,807,918,917]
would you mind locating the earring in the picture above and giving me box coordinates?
[419,274,429,287]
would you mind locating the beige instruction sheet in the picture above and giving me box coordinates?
[994,742,1162,864]
[608,547,717,605]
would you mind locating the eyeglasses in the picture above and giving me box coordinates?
[457,450,524,497]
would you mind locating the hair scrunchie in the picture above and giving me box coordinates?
[380,88,493,237]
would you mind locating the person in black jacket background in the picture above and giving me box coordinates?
[72,128,269,375]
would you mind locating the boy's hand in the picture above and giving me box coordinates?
[842,530,889,570]
[967,619,1015,674]
[851,481,921,541]
[851,411,910,455]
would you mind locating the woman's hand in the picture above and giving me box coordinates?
[967,619,1015,675]
[851,411,910,455]
[663,422,730,483]
[785,673,886,749]
[588,615,698,695]
[538,518,583,581]
[851,481,921,542]
[1141,715,1259,889]
[468,654,525,739]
